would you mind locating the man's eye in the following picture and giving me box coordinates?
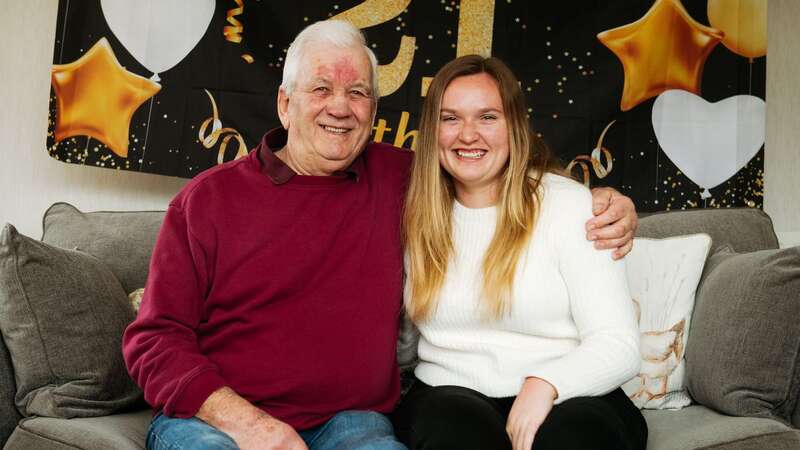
[351,90,367,97]
[313,86,329,93]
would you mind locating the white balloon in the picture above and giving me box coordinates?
[101,0,215,81]
[652,90,765,199]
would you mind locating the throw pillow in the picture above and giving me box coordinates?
[0,224,142,418]
[686,244,800,424]
[41,202,165,295]
[621,234,712,409]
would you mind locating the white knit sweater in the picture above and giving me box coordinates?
[407,173,640,404]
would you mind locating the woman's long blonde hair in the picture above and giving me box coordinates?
[403,55,560,322]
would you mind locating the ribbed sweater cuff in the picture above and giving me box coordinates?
[164,368,227,418]
[529,366,580,405]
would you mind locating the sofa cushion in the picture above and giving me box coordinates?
[0,333,22,444]
[642,405,800,450]
[0,224,142,418]
[4,410,151,450]
[636,208,779,253]
[41,203,165,295]
[622,234,711,409]
[686,245,800,425]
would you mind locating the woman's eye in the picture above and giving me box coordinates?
[481,115,497,120]
[440,116,456,122]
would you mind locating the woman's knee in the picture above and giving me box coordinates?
[534,394,646,450]
[394,385,510,450]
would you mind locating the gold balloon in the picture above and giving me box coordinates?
[597,0,723,111]
[708,0,767,59]
[51,38,161,158]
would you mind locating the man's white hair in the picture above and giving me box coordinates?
[281,20,380,99]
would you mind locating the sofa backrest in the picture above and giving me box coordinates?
[636,207,780,252]
[40,203,166,295]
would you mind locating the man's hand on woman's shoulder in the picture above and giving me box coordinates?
[586,187,638,260]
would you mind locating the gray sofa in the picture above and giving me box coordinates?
[1,203,799,450]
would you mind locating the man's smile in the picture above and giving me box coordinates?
[320,124,352,135]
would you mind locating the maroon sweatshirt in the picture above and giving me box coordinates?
[122,129,412,430]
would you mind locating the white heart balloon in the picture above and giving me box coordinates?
[101,0,215,81]
[652,90,765,198]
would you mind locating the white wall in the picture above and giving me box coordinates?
[1,1,798,244]
[0,1,187,238]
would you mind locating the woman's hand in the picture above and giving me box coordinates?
[506,377,557,450]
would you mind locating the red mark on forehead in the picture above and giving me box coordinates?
[315,57,365,85]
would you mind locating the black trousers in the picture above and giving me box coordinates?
[392,380,647,450]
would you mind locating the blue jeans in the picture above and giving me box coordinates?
[147,410,407,450]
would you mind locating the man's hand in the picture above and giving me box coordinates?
[587,187,638,260]
[197,387,308,450]
[230,416,307,450]
[506,377,556,450]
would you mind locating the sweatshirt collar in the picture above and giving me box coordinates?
[256,128,363,184]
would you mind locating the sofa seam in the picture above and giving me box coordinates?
[13,423,85,450]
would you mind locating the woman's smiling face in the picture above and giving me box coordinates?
[437,72,510,201]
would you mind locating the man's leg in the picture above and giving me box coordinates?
[303,410,407,450]
[147,412,239,450]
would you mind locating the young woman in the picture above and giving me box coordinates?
[393,56,647,450]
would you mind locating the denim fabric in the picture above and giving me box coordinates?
[300,410,406,450]
[147,413,237,449]
[147,411,406,450]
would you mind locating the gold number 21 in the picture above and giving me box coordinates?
[332,0,495,97]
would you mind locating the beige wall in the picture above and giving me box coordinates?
[766,0,800,247]
[1,1,798,244]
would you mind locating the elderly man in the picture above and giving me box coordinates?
[123,20,637,450]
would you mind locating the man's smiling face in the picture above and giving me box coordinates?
[278,44,376,176]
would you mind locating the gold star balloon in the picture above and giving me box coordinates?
[597,0,723,111]
[51,37,161,158]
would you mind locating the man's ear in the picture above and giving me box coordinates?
[277,87,290,130]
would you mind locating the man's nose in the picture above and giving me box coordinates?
[326,91,351,118]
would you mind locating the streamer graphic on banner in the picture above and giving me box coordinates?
[198,89,249,165]
[224,0,254,63]
[567,120,615,187]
